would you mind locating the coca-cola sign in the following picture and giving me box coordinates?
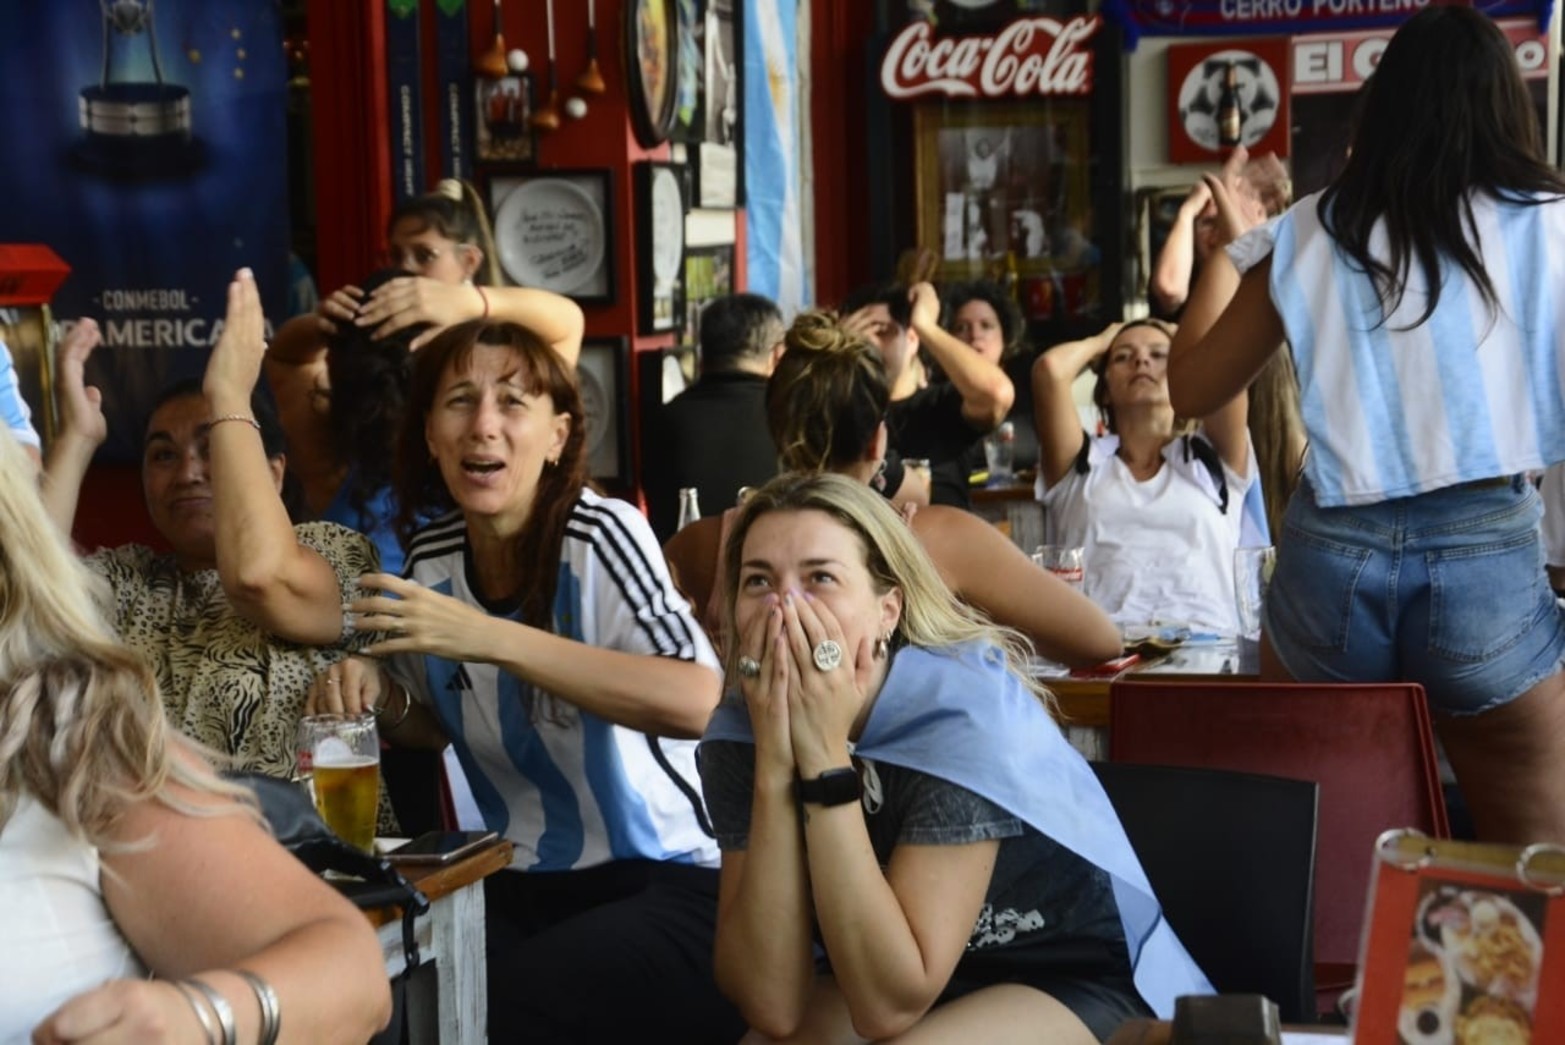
[880,16,1100,100]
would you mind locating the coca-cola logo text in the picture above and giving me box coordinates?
[880,16,1100,100]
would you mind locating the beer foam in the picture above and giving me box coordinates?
[313,738,374,768]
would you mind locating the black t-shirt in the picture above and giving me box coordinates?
[885,384,991,510]
[698,739,1132,977]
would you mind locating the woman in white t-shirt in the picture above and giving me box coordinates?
[1032,319,1255,632]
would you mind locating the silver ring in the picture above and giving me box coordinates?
[812,639,843,673]
[737,656,761,680]
[327,677,340,686]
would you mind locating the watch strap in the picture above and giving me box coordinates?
[796,766,861,807]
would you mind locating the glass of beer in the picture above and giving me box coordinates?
[299,713,380,852]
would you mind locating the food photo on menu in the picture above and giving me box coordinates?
[1395,881,1545,1045]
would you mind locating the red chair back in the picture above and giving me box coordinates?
[1108,680,1448,976]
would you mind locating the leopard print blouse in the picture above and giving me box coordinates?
[86,522,376,780]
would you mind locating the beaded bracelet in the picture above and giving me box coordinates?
[186,977,238,1045]
[235,970,282,1045]
[209,414,262,433]
[171,980,221,1045]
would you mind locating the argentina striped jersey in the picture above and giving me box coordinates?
[392,489,722,872]
[1230,190,1565,507]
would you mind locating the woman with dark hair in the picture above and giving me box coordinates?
[1033,318,1256,632]
[942,280,1042,475]
[42,269,376,782]
[1170,6,1565,844]
[307,320,742,1043]
[266,181,583,564]
[663,310,1121,667]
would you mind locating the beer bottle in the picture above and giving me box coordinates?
[676,487,702,530]
[1217,61,1243,150]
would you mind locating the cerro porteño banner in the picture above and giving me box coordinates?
[1103,0,1552,45]
[0,1,288,461]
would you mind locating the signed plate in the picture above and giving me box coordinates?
[493,178,607,295]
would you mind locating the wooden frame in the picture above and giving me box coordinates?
[634,161,689,333]
[473,74,534,163]
[483,168,615,304]
[626,0,681,147]
[577,338,632,488]
[913,101,1093,286]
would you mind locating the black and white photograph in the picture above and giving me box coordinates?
[703,0,738,147]
[915,103,1090,281]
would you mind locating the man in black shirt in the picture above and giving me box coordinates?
[840,281,1013,509]
[644,293,785,539]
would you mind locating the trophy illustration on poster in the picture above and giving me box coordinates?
[77,0,203,177]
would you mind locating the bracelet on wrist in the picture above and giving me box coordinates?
[209,414,262,434]
[376,680,414,729]
[171,980,220,1045]
[235,970,282,1045]
[185,978,237,1045]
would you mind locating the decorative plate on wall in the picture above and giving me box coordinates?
[626,0,680,146]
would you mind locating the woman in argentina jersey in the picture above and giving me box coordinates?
[1169,6,1565,847]
[306,320,743,1043]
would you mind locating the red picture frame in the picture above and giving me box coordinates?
[1166,38,1290,165]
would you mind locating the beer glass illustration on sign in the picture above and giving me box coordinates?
[299,713,381,852]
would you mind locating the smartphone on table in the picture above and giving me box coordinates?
[385,830,499,865]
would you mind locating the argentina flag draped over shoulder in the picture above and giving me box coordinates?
[744,0,807,316]
[701,641,1214,1018]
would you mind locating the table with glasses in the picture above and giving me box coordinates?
[363,838,514,1045]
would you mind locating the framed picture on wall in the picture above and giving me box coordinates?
[485,168,615,303]
[913,101,1093,285]
[474,75,534,163]
[626,0,681,146]
[634,161,689,332]
[681,243,735,350]
[668,0,706,143]
[578,338,631,487]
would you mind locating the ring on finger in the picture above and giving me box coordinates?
[812,639,843,673]
[737,656,762,680]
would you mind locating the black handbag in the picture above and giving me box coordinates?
[228,772,430,1045]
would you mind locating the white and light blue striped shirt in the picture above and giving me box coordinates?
[1231,190,1565,507]
[393,490,722,872]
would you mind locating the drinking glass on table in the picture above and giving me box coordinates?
[1233,545,1277,673]
[1033,544,1086,592]
[298,713,381,852]
[984,421,1015,482]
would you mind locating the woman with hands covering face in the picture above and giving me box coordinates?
[698,473,1211,1044]
[309,319,743,1044]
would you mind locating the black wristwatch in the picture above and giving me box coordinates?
[796,767,861,807]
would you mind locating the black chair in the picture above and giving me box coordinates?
[1091,762,1319,1023]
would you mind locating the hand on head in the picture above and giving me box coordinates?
[355,277,481,349]
[315,284,365,336]
[906,282,941,332]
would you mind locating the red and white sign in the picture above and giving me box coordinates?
[1292,18,1549,94]
[1166,38,1292,164]
[880,16,1101,100]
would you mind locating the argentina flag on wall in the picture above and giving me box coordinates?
[744,0,807,316]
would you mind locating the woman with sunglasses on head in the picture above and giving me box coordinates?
[266,181,583,556]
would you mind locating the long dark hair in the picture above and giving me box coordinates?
[325,268,424,513]
[395,320,586,630]
[1320,6,1565,328]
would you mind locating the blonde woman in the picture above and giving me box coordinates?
[0,424,390,1043]
[697,473,1209,1043]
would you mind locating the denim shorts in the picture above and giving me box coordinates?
[1264,476,1565,716]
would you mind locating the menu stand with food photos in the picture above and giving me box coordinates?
[1352,831,1564,1045]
